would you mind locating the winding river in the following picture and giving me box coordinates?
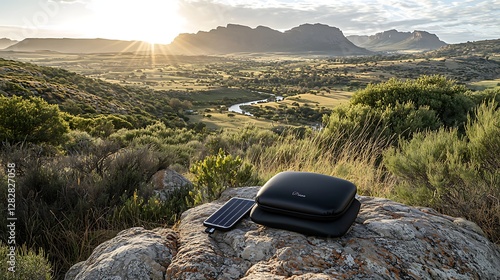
[228,93,283,116]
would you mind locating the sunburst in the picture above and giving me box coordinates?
[86,0,184,44]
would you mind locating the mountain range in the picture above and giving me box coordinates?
[1,24,447,55]
[169,23,370,55]
[346,29,447,51]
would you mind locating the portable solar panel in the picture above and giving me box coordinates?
[203,197,255,234]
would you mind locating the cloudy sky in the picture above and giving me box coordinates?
[0,0,499,44]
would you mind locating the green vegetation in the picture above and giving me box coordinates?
[0,96,69,144]
[384,101,499,240]
[0,45,499,279]
[324,75,476,141]
[0,58,188,129]
[0,243,52,280]
[189,149,256,205]
[0,136,194,277]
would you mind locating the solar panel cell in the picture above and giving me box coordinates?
[203,197,255,233]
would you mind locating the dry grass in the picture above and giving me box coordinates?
[250,126,395,198]
[258,91,352,110]
[189,112,279,131]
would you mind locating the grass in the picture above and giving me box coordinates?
[188,111,278,131]
[263,91,353,109]
[469,78,500,90]
[248,123,395,198]
[189,88,266,103]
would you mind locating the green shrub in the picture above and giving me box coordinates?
[351,75,474,128]
[100,147,165,204]
[111,186,192,227]
[384,128,470,206]
[468,88,500,107]
[1,141,189,278]
[0,243,52,280]
[466,101,500,173]
[351,75,472,125]
[189,149,255,204]
[62,130,95,154]
[0,95,69,144]
[383,101,500,243]
[323,75,476,145]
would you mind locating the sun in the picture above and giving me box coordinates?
[86,0,185,44]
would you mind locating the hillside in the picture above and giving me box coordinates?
[424,39,500,58]
[0,58,183,127]
[169,23,371,55]
[347,29,447,52]
[5,38,158,54]
[0,38,17,49]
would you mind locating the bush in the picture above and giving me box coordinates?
[351,75,474,128]
[111,186,193,227]
[189,149,256,205]
[466,101,500,173]
[0,95,69,144]
[383,101,500,243]
[0,141,189,278]
[0,243,52,280]
[323,75,476,145]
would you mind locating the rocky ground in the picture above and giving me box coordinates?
[66,187,500,280]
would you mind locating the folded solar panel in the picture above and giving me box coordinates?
[203,197,255,234]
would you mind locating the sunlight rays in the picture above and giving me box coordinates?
[86,0,185,44]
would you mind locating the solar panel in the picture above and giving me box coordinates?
[203,197,255,234]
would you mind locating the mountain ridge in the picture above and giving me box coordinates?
[170,23,371,55]
[4,38,155,53]
[3,24,452,55]
[347,29,447,52]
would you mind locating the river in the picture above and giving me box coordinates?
[228,93,284,116]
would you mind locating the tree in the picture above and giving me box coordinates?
[0,95,69,144]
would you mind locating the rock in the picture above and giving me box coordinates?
[168,187,500,279]
[65,227,177,280]
[67,187,500,279]
[151,169,192,201]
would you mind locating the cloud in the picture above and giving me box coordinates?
[177,0,500,43]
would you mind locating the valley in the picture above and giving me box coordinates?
[1,46,499,130]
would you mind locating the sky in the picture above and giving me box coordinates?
[0,0,499,44]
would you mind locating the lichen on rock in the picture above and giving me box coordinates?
[65,227,177,280]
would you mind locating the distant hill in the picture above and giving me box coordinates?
[169,23,371,55]
[0,38,17,49]
[0,58,184,128]
[347,30,447,52]
[424,39,500,58]
[5,38,158,53]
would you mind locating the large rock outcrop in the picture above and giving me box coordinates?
[66,187,500,279]
[65,228,178,280]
